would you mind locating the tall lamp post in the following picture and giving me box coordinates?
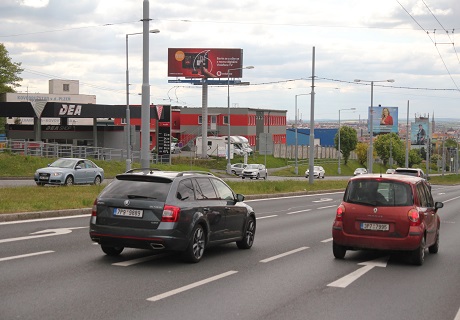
[354,79,394,173]
[125,29,160,171]
[294,93,310,175]
[338,107,356,174]
[226,65,254,174]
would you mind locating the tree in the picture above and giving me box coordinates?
[374,133,405,166]
[334,126,358,165]
[408,149,422,168]
[0,43,23,134]
[355,142,368,166]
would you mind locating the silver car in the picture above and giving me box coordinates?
[230,163,248,176]
[305,166,325,179]
[241,164,268,180]
[34,158,104,186]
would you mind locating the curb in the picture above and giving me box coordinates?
[0,190,345,222]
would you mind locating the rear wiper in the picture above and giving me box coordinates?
[127,195,157,200]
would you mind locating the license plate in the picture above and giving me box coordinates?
[113,208,143,218]
[361,222,389,231]
[39,175,48,180]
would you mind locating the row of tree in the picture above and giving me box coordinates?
[334,126,458,169]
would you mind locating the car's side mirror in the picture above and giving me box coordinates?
[236,194,245,202]
[435,202,443,210]
[75,165,82,170]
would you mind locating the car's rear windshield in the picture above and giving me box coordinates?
[395,169,419,177]
[99,179,171,202]
[344,179,413,207]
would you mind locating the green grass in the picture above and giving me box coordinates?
[1,153,459,214]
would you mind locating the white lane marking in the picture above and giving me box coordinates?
[245,191,344,202]
[0,250,54,262]
[112,254,170,266]
[327,256,389,288]
[147,270,238,302]
[0,227,87,244]
[256,215,277,220]
[321,238,333,243]
[454,306,460,320]
[313,198,333,203]
[287,209,311,215]
[442,195,460,203]
[260,247,309,263]
[0,214,90,225]
[318,205,337,210]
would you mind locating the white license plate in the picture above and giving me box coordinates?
[39,176,48,180]
[113,208,143,218]
[361,222,389,231]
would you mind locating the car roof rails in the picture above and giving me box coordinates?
[125,168,161,174]
[176,171,215,177]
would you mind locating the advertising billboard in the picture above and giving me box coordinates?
[168,48,243,78]
[368,106,398,134]
[411,121,429,146]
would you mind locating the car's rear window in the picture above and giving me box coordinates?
[344,180,413,207]
[395,169,421,177]
[99,179,171,202]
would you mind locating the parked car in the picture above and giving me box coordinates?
[241,164,268,180]
[89,169,256,263]
[170,142,181,154]
[332,174,443,265]
[386,168,396,174]
[353,168,368,175]
[230,163,248,176]
[305,166,325,179]
[34,158,104,186]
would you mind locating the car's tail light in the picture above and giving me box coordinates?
[91,199,98,216]
[407,209,421,226]
[162,205,180,222]
[336,204,345,221]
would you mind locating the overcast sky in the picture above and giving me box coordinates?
[1,0,459,121]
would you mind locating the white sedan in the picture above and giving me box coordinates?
[241,164,268,180]
[305,166,325,179]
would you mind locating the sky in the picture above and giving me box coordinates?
[1,0,459,122]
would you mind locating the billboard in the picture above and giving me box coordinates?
[168,48,243,78]
[411,121,429,146]
[368,106,398,134]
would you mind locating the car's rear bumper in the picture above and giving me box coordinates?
[332,222,423,251]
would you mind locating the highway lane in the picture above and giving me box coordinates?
[0,187,459,320]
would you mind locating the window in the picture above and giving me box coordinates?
[223,115,229,125]
[63,84,70,92]
[194,178,218,200]
[176,179,195,201]
[212,179,234,201]
[198,116,202,124]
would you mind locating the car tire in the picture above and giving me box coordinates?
[256,173,260,180]
[183,224,205,263]
[263,174,267,180]
[93,176,102,185]
[231,170,236,175]
[428,231,439,254]
[333,242,346,259]
[236,217,255,249]
[412,237,425,266]
[242,177,245,179]
[36,182,45,186]
[101,245,124,256]
[64,175,74,186]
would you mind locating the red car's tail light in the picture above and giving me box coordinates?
[336,204,345,221]
[162,205,180,222]
[91,199,98,217]
[407,209,421,226]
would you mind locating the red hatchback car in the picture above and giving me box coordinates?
[332,174,443,265]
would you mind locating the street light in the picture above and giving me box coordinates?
[226,65,254,174]
[338,107,356,174]
[354,79,394,173]
[294,93,310,175]
[125,29,160,171]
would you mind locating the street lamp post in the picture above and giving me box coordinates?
[338,107,356,174]
[294,94,310,175]
[125,29,159,171]
[226,66,254,175]
[354,79,394,173]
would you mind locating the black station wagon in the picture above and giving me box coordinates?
[89,169,256,263]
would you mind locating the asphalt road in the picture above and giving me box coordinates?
[1,186,459,320]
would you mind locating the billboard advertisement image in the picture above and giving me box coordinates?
[168,48,243,78]
[411,122,429,146]
[368,106,398,134]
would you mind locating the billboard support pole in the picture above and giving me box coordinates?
[201,80,208,159]
[405,100,409,168]
[308,47,316,185]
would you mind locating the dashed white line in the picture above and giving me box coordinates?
[112,254,170,266]
[260,247,309,263]
[286,209,311,215]
[256,215,278,220]
[147,270,238,302]
[0,250,54,262]
[317,205,337,210]
[321,238,333,243]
